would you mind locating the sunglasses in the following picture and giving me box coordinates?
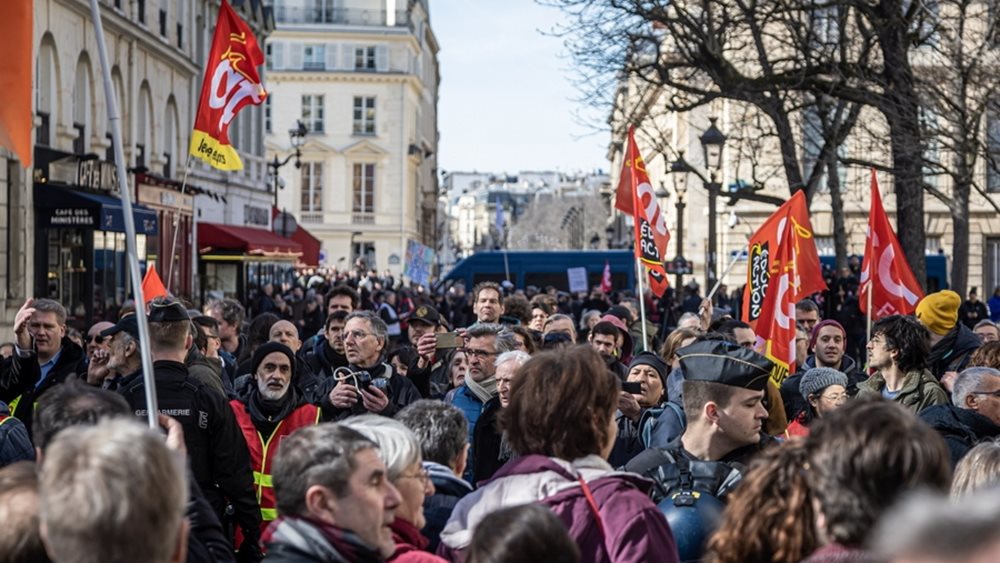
[86,335,105,345]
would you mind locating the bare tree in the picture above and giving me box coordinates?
[550,0,948,286]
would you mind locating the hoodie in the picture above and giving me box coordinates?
[438,454,678,563]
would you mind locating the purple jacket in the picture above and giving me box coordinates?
[437,454,678,563]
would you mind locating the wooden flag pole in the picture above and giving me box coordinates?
[89,0,158,429]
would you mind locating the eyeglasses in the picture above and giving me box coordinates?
[85,335,105,345]
[820,392,848,402]
[462,347,498,359]
[344,330,375,341]
[970,389,1000,399]
[398,467,430,485]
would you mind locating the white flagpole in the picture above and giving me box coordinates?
[88,0,158,428]
[866,280,873,343]
[635,257,649,347]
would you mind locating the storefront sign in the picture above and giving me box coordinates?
[49,207,96,227]
[77,159,119,193]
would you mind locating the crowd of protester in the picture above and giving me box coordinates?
[2,265,1000,563]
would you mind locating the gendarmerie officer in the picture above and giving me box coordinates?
[114,298,263,562]
[624,339,776,562]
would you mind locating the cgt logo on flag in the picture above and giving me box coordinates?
[189,0,267,171]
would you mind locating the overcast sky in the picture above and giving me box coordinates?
[429,0,610,176]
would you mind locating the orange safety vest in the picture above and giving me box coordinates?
[230,399,321,527]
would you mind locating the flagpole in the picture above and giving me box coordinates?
[635,257,649,347]
[165,154,194,293]
[702,247,742,313]
[88,0,158,429]
[866,280,873,343]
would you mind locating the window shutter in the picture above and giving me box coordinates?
[376,45,388,71]
[342,43,354,69]
[326,43,338,70]
[272,42,286,70]
[290,43,304,70]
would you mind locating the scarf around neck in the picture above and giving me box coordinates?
[465,374,497,403]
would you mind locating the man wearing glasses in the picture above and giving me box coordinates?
[857,314,949,414]
[83,321,114,386]
[444,323,505,480]
[318,311,421,420]
[919,367,1000,464]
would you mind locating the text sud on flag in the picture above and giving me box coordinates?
[614,126,670,297]
[189,0,267,171]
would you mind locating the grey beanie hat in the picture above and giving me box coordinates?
[799,367,849,400]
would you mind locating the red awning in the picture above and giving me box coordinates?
[198,222,302,256]
[291,225,322,267]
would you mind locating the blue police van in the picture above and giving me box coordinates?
[439,250,637,292]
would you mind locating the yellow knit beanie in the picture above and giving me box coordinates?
[915,290,961,336]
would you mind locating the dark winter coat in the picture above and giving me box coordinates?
[0,400,34,466]
[928,323,982,379]
[919,404,1000,466]
[422,461,472,553]
[316,361,421,420]
[0,337,85,437]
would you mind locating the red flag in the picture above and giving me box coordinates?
[0,0,32,167]
[601,260,613,294]
[189,0,267,171]
[742,191,826,332]
[141,264,169,304]
[859,169,924,318]
[618,126,671,297]
[754,207,798,377]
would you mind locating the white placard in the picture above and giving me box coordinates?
[567,267,589,293]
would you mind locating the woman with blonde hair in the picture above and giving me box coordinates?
[951,439,1000,498]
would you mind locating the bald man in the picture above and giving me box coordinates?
[268,320,302,353]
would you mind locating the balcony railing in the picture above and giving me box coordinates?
[352,212,375,225]
[275,7,409,28]
[301,212,323,223]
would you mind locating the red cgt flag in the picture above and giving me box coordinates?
[859,169,924,319]
[754,205,799,376]
[743,190,827,334]
[189,0,267,171]
[617,126,671,297]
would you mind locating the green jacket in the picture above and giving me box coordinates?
[856,368,949,414]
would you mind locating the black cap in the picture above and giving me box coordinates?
[100,314,140,340]
[147,300,191,323]
[628,352,669,389]
[251,342,296,376]
[409,305,440,326]
[677,340,773,391]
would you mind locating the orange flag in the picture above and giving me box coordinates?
[859,169,924,318]
[743,190,826,332]
[617,126,671,297]
[0,0,33,167]
[141,265,169,304]
[189,0,267,171]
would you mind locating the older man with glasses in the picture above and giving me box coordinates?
[317,311,421,421]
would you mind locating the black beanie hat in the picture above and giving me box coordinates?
[251,342,296,376]
[628,351,669,389]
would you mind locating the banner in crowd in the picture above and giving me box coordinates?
[744,190,826,380]
[614,126,670,297]
[859,169,924,319]
[404,239,436,288]
[188,0,267,171]
[0,0,32,167]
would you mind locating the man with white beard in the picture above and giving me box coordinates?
[230,342,321,537]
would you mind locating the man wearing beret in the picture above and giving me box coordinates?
[230,342,321,538]
[916,289,982,380]
[625,340,774,503]
[117,297,264,562]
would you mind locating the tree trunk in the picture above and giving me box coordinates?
[826,150,850,271]
[951,158,972,297]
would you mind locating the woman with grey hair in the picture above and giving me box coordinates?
[341,415,448,562]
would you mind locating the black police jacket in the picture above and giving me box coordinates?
[624,438,746,504]
[118,360,263,545]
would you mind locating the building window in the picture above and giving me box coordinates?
[136,144,145,168]
[303,45,325,70]
[36,112,50,147]
[163,152,172,177]
[300,162,323,212]
[105,132,114,163]
[137,0,145,24]
[159,9,167,36]
[352,97,375,135]
[301,95,324,133]
[353,163,375,213]
[73,123,86,155]
[265,97,272,134]
[354,46,376,70]
[177,23,183,49]
[266,43,273,70]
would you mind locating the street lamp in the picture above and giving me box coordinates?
[268,120,308,209]
[699,118,727,289]
[670,154,693,290]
